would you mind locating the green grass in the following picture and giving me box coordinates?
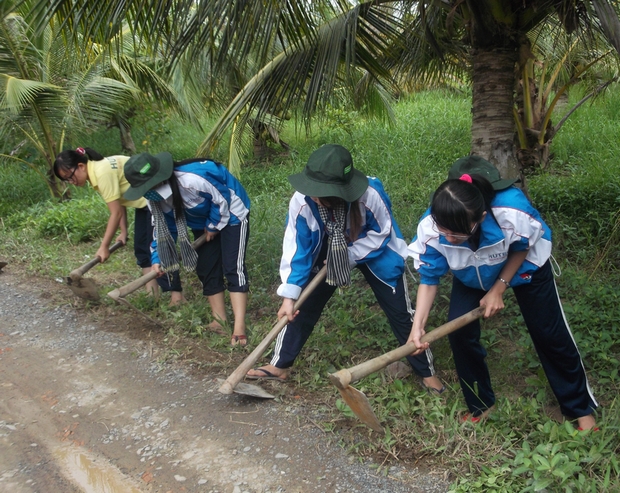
[1,89,619,492]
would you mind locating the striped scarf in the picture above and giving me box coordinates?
[149,200,198,273]
[318,203,350,288]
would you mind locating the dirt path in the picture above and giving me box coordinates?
[0,268,449,493]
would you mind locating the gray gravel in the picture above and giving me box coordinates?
[0,270,450,492]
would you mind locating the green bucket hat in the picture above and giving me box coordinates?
[123,152,174,201]
[288,144,368,202]
[448,155,518,191]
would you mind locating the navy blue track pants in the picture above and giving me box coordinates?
[448,260,597,418]
[269,264,437,378]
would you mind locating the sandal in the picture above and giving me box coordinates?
[245,368,288,381]
[426,385,447,396]
[462,412,482,424]
[421,375,446,395]
[462,406,494,423]
[231,334,247,347]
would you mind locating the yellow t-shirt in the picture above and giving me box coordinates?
[87,156,147,209]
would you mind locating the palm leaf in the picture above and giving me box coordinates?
[197,2,401,155]
[0,76,61,113]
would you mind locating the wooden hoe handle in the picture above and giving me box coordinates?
[107,234,207,300]
[218,266,328,395]
[329,306,485,389]
[69,241,125,281]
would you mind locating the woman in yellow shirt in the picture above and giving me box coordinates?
[53,147,182,303]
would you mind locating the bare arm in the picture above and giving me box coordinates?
[96,200,126,262]
[116,206,128,244]
[407,283,438,354]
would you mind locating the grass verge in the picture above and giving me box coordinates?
[1,89,619,491]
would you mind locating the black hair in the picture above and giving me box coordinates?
[431,174,496,235]
[53,147,104,179]
[317,196,363,242]
[164,157,218,220]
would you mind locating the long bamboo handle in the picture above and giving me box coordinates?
[218,266,328,395]
[329,306,485,389]
[107,234,207,300]
[69,241,125,281]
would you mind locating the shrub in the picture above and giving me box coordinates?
[5,193,108,243]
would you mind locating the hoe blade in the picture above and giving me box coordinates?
[336,385,383,433]
[66,276,100,301]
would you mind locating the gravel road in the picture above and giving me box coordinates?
[0,268,450,492]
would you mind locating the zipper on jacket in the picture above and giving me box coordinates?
[366,265,396,294]
[473,253,484,290]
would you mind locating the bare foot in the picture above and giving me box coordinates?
[576,414,597,431]
[245,365,288,381]
[206,321,226,335]
[230,334,247,347]
[169,292,187,307]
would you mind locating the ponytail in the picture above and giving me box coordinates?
[53,147,104,179]
[83,147,104,161]
[431,174,496,235]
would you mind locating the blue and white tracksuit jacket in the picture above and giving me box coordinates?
[277,177,409,299]
[271,177,437,378]
[149,160,250,266]
[409,186,597,418]
[408,187,552,289]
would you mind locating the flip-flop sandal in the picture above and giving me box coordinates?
[231,335,247,347]
[418,376,446,396]
[426,385,447,396]
[245,368,287,381]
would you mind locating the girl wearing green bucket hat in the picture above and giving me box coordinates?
[246,144,444,392]
[124,152,251,346]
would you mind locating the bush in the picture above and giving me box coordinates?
[5,193,108,243]
[0,163,51,218]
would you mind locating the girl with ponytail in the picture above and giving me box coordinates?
[407,156,598,430]
[53,147,167,298]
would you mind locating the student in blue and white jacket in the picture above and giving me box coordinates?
[245,144,443,392]
[124,152,250,347]
[407,156,598,430]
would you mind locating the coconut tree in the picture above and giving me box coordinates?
[22,0,620,181]
[0,7,139,196]
[514,19,619,172]
[1,1,204,196]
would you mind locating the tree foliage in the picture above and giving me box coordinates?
[15,0,620,180]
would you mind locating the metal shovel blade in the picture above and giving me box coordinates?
[66,276,100,301]
[216,379,274,399]
[336,385,383,433]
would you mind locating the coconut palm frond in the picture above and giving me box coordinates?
[593,0,620,54]
[197,2,401,155]
[391,4,468,89]
[352,70,396,125]
[0,75,62,113]
[226,118,253,177]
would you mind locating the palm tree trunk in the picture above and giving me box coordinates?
[119,125,137,154]
[471,46,520,182]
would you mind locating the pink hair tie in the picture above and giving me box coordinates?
[76,147,85,155]
[459,173,472,183]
